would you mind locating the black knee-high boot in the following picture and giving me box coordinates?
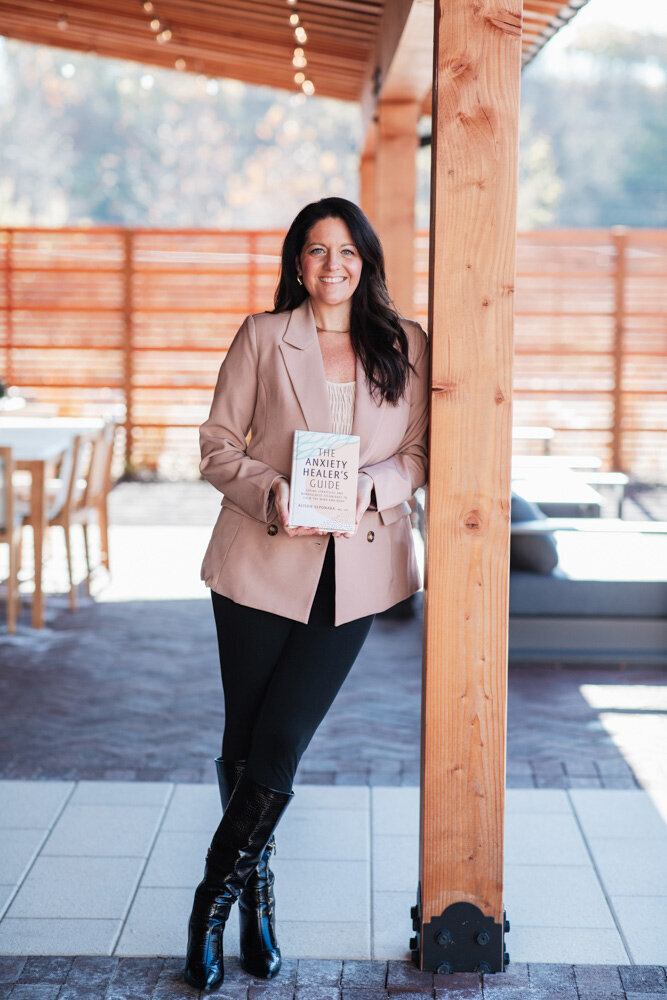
[215,757,282,978]
[183,771,294,992]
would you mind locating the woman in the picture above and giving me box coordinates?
[184,197,429,992]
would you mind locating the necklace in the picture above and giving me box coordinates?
[316,325,350,335]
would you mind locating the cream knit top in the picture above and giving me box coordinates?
[326,379,356,435]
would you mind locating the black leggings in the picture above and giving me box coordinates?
[210,534,375,793]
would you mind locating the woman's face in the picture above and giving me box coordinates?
[296,216,363,310]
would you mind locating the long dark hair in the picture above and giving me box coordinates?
[271,197,415,405]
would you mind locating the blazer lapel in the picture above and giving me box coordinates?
[279,297,331,434]
[279,296,386,463]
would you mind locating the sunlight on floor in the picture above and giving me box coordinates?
[579,683,667,822]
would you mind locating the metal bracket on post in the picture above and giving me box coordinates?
[410,883,510,974]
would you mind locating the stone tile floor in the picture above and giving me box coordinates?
[0,782,665,967]
[0,482,665,996]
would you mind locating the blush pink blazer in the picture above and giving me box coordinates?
[199,295,430,625]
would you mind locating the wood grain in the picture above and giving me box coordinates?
[418,0,522,938]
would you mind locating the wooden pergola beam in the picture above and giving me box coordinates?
[359,0,433,155]
[411,0,520,973]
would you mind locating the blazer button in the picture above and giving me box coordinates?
[267,524,278,536]
[366,530,375,542]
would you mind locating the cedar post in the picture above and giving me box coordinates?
[374,97,420,318]
[411,0,521,974]
[359,122,377,225]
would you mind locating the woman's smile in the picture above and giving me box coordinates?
[297,216,363,329]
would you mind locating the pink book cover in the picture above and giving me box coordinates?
[288,430,360,532]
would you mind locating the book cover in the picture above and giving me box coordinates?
[288,429,360,532]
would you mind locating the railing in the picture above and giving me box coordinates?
[0,227,665,480]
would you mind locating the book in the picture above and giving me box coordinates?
[288,429,360,532]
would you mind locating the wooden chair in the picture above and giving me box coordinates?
[20,422,117,611]
[69,420,118,585]
[23,435,88,612]
[0,447,27,632]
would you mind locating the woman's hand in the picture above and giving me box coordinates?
[271,478,329,539]
[271,473,373,540]
[332,472,373,539]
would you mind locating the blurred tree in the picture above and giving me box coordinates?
[522,25,666,226]
[0,23,664,230]
[0,39,361,227]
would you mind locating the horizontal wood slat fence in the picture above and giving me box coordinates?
[0,227,665,481]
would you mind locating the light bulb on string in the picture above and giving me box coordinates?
[294,26,307,43]
[289,13,299,26]
[143,1,154,11]
[157,28,172,42]
[150,18,160,30]
[302,79,315,96]
[294,71,305,85]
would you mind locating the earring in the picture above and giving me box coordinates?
[297,274,303,285]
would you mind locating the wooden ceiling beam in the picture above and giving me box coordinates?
[1,2,370,64]
[360,0,433,153]
[2,0,380,44]
[0,0,592,105]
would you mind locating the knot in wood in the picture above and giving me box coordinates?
[448,58,469,78]
[464,510,482,531]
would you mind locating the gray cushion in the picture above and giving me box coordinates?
[510,571,667,618]
[510,493,559,574]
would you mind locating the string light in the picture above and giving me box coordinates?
[286,2,314,97]
[141,3,175,55]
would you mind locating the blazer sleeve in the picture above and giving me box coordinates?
[359,321,429,512]
[199,313,283,523]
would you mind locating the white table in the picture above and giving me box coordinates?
[0,419,104,628]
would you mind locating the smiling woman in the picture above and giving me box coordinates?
[185,196,429,992]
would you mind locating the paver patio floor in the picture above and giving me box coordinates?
[0,482,664,790]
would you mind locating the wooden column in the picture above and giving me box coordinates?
[360,149,377,227]
[359,120,377,225]
[413,0,522,975]
[375,98,420,318]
